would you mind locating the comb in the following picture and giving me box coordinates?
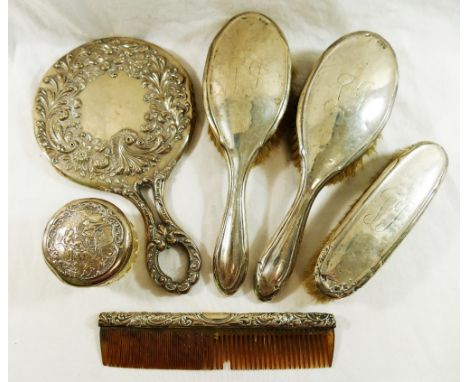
[99,312,335,369]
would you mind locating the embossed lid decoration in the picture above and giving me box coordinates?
[43,198,136,286]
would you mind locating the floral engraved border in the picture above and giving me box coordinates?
[99,312,336,329]
[34,37,192,190]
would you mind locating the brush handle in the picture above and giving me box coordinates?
[255,184,316,301]
[213,155,249,295]
[130,174,201,294]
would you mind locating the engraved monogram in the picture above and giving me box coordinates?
[363,187,407,232]
[324,72,374,118]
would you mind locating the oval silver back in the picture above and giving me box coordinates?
[203,12,291,155]
[314,142,448,298]
[297,31,398,182]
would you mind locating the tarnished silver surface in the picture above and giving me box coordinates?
[99,312,336,329]
[43,198,136,286]
[204,13,291,294]
[255,31,399,301]
[313,142,448,298]
[34,37,201,294]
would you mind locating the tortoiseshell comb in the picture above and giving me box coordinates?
[99,312,336,369]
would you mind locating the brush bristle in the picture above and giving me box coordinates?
[289,128,381,180]
[327,138,380,185]
[207,123,282,166]
[207,125,225,156]
[278,93,302,168]
[253,132,280,165]
[288,125,302,168]
[100,327,334,369]
[207,87,300,167]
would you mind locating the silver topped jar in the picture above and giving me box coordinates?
[42,198,137,286]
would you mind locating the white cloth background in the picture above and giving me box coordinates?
[9,0,459,381]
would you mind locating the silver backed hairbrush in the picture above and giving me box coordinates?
[203,13,291,294]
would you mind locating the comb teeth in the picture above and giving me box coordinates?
[100,327,334,370]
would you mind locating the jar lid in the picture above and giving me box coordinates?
[43,198,136,286]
